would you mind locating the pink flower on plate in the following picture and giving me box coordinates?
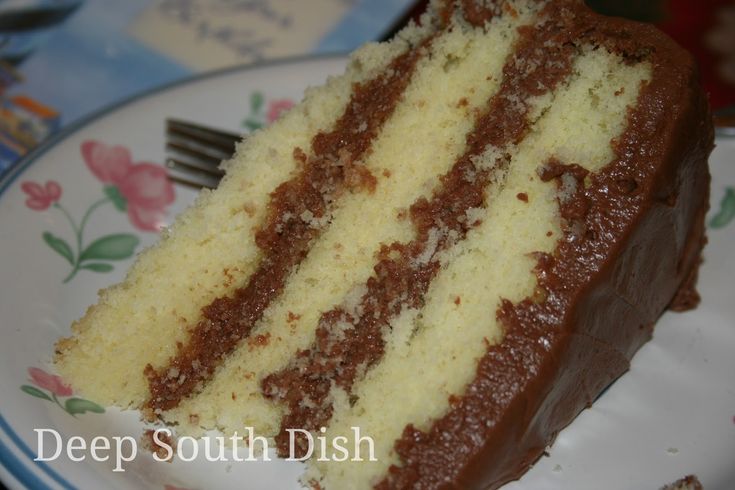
[266,99,294,124]
[81,140,175,231]
[21,181,62,211]
[28,367,72,397]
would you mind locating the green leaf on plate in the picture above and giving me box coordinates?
[42,232,74,265]
[250,91,264,113]
[710,187,735,229]
[103,185,127,212]
[80,234,139,262]
[64,397,105,416]
[243,119,262,132]
[20,385,52,401]
[80,263,114,273]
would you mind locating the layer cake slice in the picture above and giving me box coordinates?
[55,0,713,488]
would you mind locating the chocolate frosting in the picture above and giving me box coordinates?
[377,3,713,489]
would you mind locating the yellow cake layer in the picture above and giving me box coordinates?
[308,48,651,489]
[163,5,539,435]
[54,35,417,406]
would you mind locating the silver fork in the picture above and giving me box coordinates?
[165,118,241,189]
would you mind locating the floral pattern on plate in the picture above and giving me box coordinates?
[20,368,104,417]
[242,91,294,132]
[21,140,175,283]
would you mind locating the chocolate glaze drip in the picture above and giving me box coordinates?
[143,42,428,414]
[262,1,579,458]
[376,2,713,489]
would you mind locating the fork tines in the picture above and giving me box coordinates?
[165,118,242,189]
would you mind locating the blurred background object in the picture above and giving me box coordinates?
[0,0,82,169]
[0,0,84,64]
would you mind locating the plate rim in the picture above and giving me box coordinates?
[0,52,349,490]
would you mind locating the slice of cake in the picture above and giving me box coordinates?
[55,0,713,488]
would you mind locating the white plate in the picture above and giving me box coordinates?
[1,56,734,490]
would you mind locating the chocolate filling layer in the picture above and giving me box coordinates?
[144,42,429,413]
[376,2,713,489]
[261,3,578,458]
